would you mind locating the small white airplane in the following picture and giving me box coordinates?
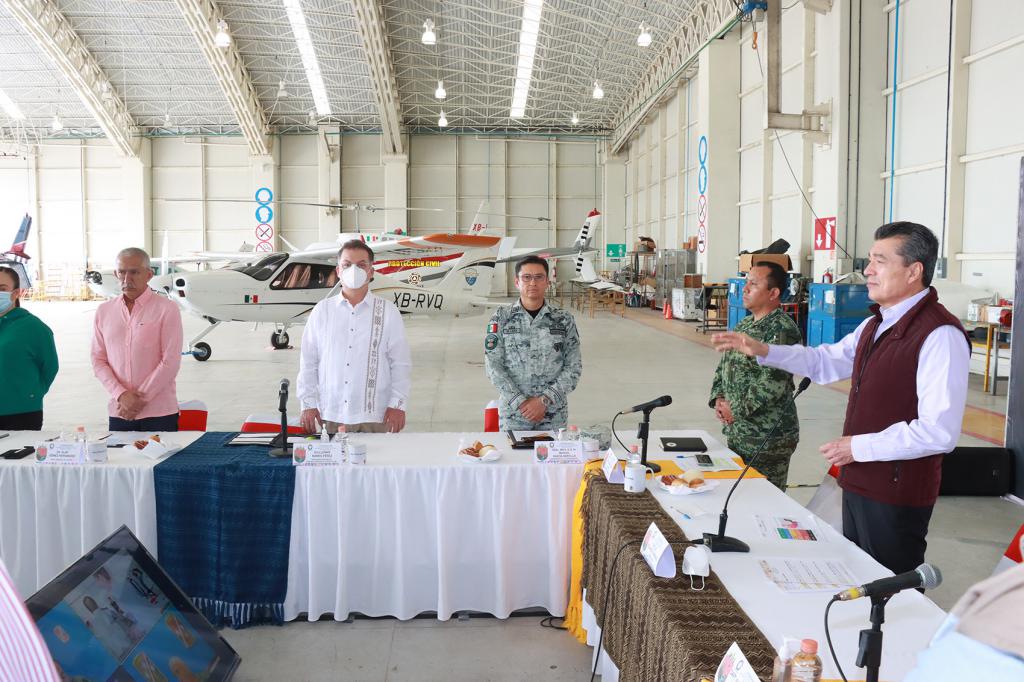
[1,214,33,288]
[173,232,515,361]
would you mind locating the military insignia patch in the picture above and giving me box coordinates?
[485,333,498,350]
[488,322,498,333]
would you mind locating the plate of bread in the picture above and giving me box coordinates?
[457,440,502,463]
[657,471,719,495]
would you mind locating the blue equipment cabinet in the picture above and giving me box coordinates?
[807,283,872,346]
[727,277,750,330]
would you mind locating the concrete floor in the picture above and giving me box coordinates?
[24,299,1024,681]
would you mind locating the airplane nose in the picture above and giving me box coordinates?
[84,271,102,285]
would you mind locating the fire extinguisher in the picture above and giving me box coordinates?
[822,268,834,284]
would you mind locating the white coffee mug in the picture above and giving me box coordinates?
[624,461,653,493]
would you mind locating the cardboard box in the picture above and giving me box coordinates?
[682,273,703,288]
[738,253,793,273]
[982,305,1012,326]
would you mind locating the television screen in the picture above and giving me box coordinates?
[26,525,240,681]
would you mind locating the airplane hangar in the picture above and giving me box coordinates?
[1,1,1023,681]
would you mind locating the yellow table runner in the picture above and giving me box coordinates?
[564,456,765,643]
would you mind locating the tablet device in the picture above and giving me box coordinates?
[659,436,707,453]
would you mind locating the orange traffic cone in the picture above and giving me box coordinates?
[663,298,673,319]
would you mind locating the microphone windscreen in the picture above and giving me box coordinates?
[281,378,290,388]
[917,563,942,590]
[798,377,811,392]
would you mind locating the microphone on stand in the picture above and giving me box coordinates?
[269,378,291,458]
[700,377,811,553]
[835,563,941,601]
[620,395,672,474]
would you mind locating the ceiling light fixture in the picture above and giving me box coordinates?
[438,110,448,127]
[0,88,25,120]
[277,80,290,99]
[101,81,114,101]
[509,0,544,118]
[592,81,604,99]
[51,113,63,132]
[308,109,317,125]
[422,19,437,46]
[283,0,331,116]
[164,112,172,127]
[434,80,446,100]
[637,22,652,48]
[214,19,231,48]
[571,112,579,125]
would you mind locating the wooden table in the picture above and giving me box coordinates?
[963,320,1012,395]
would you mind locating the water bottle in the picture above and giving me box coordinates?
[332,426,348,462]
[789,639,823,682]
[320,425,330,443]
[624,445,646,493]
[567,425,579,441]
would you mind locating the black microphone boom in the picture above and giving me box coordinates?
[621,395,672,415]
[270,377,292,458]
[836,563,941,601]
[701,376,812,553]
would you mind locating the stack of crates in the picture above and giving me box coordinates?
[807,283,871,346]
[727,277,750,330]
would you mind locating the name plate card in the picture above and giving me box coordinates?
[292,442,345,466]
[714,642,759,682]
[601,448,625,483]
[34,441,83,465]
[640,522,676,578]
[533,440,583,464]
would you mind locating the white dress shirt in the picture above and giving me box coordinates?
[297,291,411,424]
[759,288,970,462]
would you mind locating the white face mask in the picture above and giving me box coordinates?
[681,546,711,590]
[341,265,368,289]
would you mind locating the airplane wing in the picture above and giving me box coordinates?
[496,245,598,263]
[168,251,264,265]
[297,233,506,263]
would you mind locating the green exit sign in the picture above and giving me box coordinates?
[606,243,626,259]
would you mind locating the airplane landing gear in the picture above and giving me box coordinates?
[271,331,290,349]
[192,342,212,362]
[185,320,221,362]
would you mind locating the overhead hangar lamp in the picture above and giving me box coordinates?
[164,112,172,127]
[214,19,232,48]
[592,81,604,99]
[434,80,446,100]
[438,110,448,127]
[571,112,579,125]
[422,19,437,46]
[637,23,652,48]
[277,80,290,99]
[307,109,317,125]
[51,114,64,132]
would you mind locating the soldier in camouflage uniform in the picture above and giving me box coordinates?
[485,255,582,431]
[709,262,802,490]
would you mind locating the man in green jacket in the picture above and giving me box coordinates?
[709,262,802,490]
[0,265,58,430]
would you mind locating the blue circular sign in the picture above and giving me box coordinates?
[254,187,273,204]
[698,135,708,165]
[255,204,273,224]
[698,166,708,194]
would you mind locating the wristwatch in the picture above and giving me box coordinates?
[541,395,553,407]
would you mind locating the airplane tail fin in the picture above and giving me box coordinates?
[574,209,599,252]
[433,236,509,297]
[4,214,32,260]
[575,254,598,282]
[468,200,488,235]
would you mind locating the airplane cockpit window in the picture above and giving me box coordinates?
[230,253,288,281]
[270,262,338,290]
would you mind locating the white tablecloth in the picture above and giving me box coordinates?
[0,431,203,597]
[583,430,947,682]
[1,430,582,623]
[285,432,582,621]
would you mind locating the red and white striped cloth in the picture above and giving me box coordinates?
[993,522,1024,576]
[0,559,59,682]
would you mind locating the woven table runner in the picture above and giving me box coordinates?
[581,476,776,681]
[154,432,296,628]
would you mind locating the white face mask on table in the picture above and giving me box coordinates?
[682,545,711,590]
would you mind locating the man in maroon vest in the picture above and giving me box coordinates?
[712,222,970,575]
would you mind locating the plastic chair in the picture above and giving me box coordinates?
[240,412,305,435]
[178,400,208,431]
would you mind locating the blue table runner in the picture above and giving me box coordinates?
[154,432,295,628]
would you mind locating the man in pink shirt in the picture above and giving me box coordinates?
[91,248,183,431]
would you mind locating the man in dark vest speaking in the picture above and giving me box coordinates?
[711,222,970,575]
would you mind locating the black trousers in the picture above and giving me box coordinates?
[0,410,44,430]
[109,413,179,432]
[842,489,934,575]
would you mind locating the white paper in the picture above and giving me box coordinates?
[534,440,583,464]
[601,449,624,483]
[758,557,859,594]
[824,289,836,305]
[293,442,345,466]
[34,441,83,465]
[715,642,761,682]
[640,522,676,578]
[677,455,742,472]
[511,430,555,440]
[754,514,824,542]
[669,500,709,520]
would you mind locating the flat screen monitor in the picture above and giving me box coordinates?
[26,525,240,681]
